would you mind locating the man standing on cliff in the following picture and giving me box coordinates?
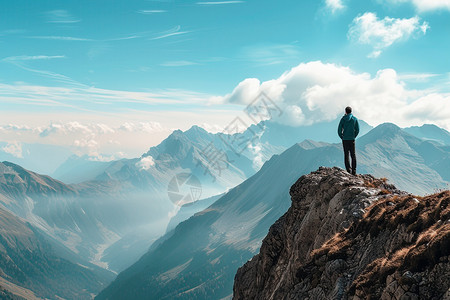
[337,106,359,175]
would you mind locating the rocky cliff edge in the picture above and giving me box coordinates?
[233,167,449,300]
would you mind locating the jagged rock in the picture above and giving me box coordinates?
[233,167,450,300]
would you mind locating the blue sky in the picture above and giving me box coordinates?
[2,0,449,93]
[0,0,449,159]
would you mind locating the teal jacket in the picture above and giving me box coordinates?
[338,114,359,140]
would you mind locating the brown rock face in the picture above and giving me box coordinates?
[233,167,450,300]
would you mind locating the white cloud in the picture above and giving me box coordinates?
[387,0,450,12]
[0,83,211,111]
[325,0,345,14]
[46,10,80,23]
[160,61,198,67]
[213,61,450,130]
[150,26,189,40]
[0,120,167,161]
[199,123,224,133]
[348,12,429,58]
[29,36,92,41]
[398,73,439,82]
[138,10,167,14]
[40,122,92,137]
[248,143,264,169]
[136,156,155,170]
[1,141,23,158]
[119,122,164,133]
[197,1,244,5]
[0,124,36,132]
[3,55,65,62]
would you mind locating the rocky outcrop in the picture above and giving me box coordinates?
[233,167,450,300]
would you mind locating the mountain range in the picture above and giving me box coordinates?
[0,119,449,298]
[97,122,449,299]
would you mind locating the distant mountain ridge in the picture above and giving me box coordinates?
[404,124,450,145]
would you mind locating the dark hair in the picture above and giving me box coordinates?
[345,106,352,114]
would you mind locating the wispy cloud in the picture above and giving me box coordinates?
[160,60,198,67]
[1,56,83,87]
[2,55,65,62]
[240,44,301,66]
[386,0,450,12]
[325,0,345,14]
[348,12,429,58]
[0,29,26,36]
[45,10,80,23]
[138,10,167,14]
[29,36,93,41]
[0,82,212,113]
[197,1,244,5]
[399,73,439,82]
[29,34,142,42]
[150,25,190,40]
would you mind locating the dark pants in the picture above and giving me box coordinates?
[342,140,356,174]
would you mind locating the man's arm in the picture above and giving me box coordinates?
[337,118,344,139]
[354,119,360,138]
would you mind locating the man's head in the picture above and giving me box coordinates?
[345,106,352,114]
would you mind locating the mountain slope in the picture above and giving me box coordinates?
[165,193,224,233]
[233,167,449,300]
[0,204,114,299]
[357,123,449,194]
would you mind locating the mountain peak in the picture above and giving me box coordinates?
[373,122,401,132]
[233,167,449,300]
[186,124,208,133]
[358,122,410,146]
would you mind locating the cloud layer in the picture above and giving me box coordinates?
[388,0,450,12]
[214,61,450,130]
[348,12,429,58]
[0,121,166,160]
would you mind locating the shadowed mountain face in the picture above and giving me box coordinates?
[96,123,449,300]
[165,193,224,234]
[0,204,114,300]
[233,167,449,300]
